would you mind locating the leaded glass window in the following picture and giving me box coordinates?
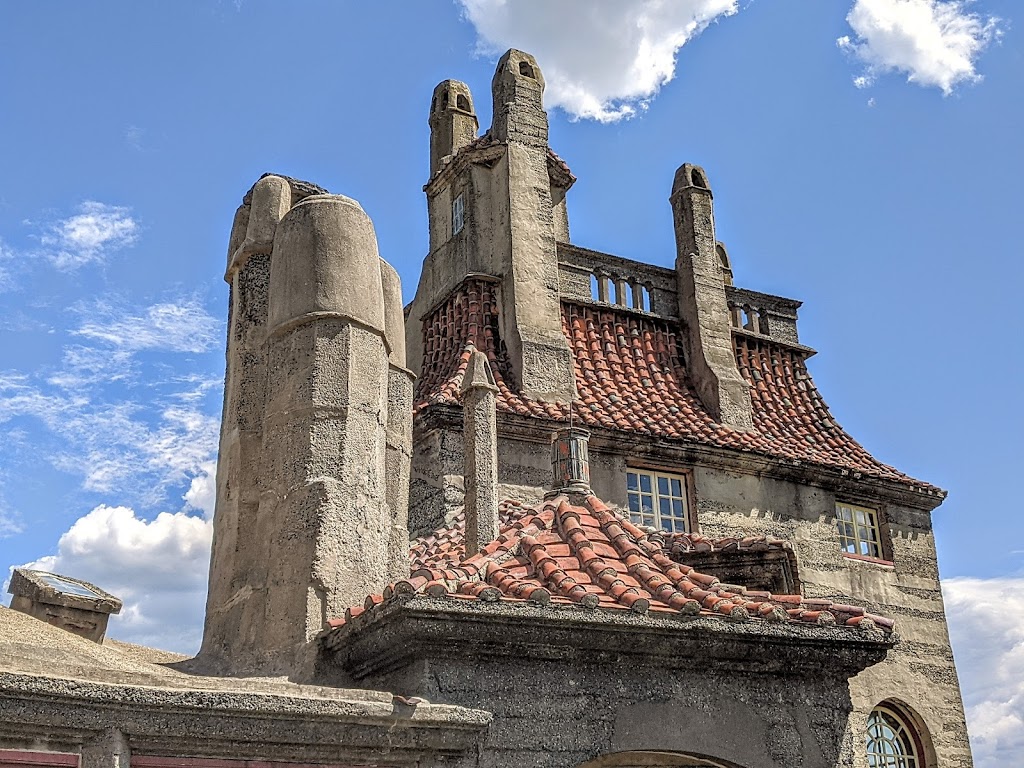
[867,705,920,768]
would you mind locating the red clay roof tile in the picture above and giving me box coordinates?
[322,494,893,643]
[414,279,941,495]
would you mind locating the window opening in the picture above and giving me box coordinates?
[590,273,600,301]
[627,470,689,533]
[452,194,465,235]
[836,502,882,558]
[456,93,470,111]
[519,61,535,78]
[867,705,922,768]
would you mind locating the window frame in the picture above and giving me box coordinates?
[836,500,893,564]
[866,703,927,768]
[624,464,698,534]
[451,193,465,236]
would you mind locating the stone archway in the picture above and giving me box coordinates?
[578,751,747,768]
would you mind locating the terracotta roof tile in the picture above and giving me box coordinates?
[414,279,941,495]
[322,494,892,644]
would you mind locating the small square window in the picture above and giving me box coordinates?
[626,469,690,533]
[836,502,883,559]
[452,194,465,235]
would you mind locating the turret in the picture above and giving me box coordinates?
[670,164,753,430]
[429,80,478,177]
[200,177,410,678]
[408,50,576,403]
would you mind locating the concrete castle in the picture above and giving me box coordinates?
[1,50,972,768]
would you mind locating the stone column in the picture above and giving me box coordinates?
[490,49,577,403]
[460,347,499,557]
[380,259,414,583]
[252,193,392,676]
[669,163,753,430]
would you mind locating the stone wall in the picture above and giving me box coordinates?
[407,411,970,768]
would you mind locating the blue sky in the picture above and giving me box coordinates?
[0,1,1020,763]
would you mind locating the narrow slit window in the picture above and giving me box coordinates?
[452,194,465,236]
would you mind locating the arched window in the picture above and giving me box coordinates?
[456,93,470,111]
[867,704,923,768]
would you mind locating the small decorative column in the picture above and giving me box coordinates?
[550,427,591,494]
[460,346,499,557]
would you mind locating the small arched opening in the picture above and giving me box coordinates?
[456,93,470,111]
[519,60,536,79]
[691,168,707,189]
[866,700,937,768]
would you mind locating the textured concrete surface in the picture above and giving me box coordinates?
[669,164,752,430]
[334,597,891,768]
[460,348,499,556]
[0,606,489,766]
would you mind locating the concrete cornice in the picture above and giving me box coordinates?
[329,595,892,682]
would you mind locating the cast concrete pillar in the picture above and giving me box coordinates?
[670,164,753,430]
[429,79,478,177]
[201,174,289,663]
[81,729,129,768]
[490,49,576,403]
[380,258,414,582]
[247,193,392,674]
[460,347,499,557]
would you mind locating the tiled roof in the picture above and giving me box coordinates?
[322,494,892,645]
[414,279,941,494]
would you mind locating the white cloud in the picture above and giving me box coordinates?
[838,0,1001,94]
[944,577,1024,767]
[0,296,222,507]
[41,201,139,270]
[21,504,212,653]
[71,298,219,355]
[184,460,217,518]
[458,0,739,122]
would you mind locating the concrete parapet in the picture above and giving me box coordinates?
[670,163,753,430]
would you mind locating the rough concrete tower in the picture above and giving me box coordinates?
[200,177,409,677]
[428,79,478,177]
[407,49,575,403]
[670,163,753,430]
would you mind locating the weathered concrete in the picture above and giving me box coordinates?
[7,569,121,644]
[382,258,414,583]
[429,80,479,178]
[200,185,410,679]
[333,597,891,768]
[670,164,752,430]
[460,348,499,557]
[407,51,576,404]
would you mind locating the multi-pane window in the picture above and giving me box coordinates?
[866,705,921,768]
[836,502,882,558]
[452,193,465,235]
[626,470,689,533]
